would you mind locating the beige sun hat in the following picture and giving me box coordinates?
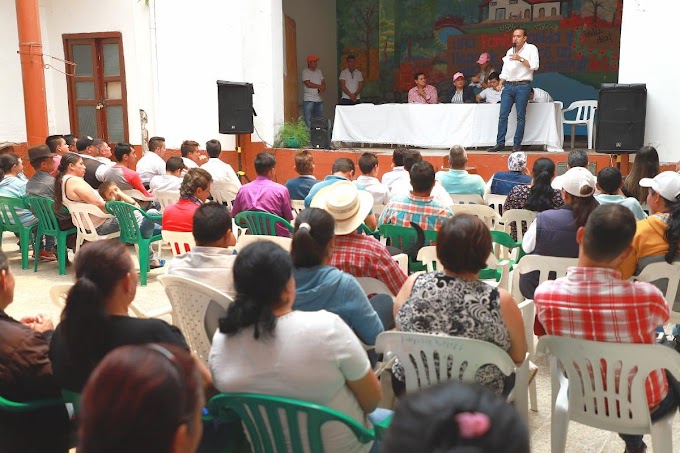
[310,180,374,235]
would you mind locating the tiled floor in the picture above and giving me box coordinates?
[4,233,679,452]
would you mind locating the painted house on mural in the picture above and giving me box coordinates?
[479,0,566,22]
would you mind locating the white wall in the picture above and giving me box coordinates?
[619,0,680,163]
[282,0,337,119]
[0,0,30,142]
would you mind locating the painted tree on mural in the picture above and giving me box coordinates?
[583,0,617,23]
[337,0,380,79]
[396,0,438,61]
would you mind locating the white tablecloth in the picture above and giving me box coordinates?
[332,102,564,151]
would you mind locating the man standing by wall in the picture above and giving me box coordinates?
[488,28,539,153]
[338,55,363,105]
[302,55,325,128]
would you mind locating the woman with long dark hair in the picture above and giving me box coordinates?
[209,241,385,453]
[79,344,204,453]
[503,157,563,239]
[623,145,659,203]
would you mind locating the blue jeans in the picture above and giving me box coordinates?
[140,209,162,239]
[368,408,393,453]
[496,83,532,148]
[303,101,323,128]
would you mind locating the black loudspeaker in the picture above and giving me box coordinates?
[596,83,646,153]
[217,81,254,134]
[310,117,330,149]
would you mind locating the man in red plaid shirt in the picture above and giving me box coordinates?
[534,204,674,453]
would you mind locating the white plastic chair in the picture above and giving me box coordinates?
[122,189,156,202]
[511,255,578,412]
[373,204,386,217]
[67,203,121,253]
[376,331,530,421]
[499,209,537,242]
[159,275,234,365]
[485,193,507,218]
[449,204,501,229]
[211,181,237,210]
[449,193,485,205]
[154,190,180,212]
[356,277,396,298]
[416,246,510,290]
[162,230,195,256]
[538,336,680,453]
[633,261,680,323]
[291,200,305,217]
[392,253,408,275]
[562,100,597,150]
[235,234,292,251]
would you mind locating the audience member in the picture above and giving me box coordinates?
[382,381,530,453]
[476,71,502,104]
[231,152,293,236]
[291,207,385,345]
[0,141,17,155]
[0,153,38,228]
[180,140,203,169]
[285,150,317,200]
[201,139,241,200]
[623,145,660,203]
[46,134,70,176]
[534,204,672,453]
[100,142,152,197]
[528,87,553,102]
[0,251,70,453]
[339,54,364,105]
[391,215,526,396]
[209,241,385,453]
[162,168,212,232]
[355,152,390,207]
[503,157,564,240]
[408,72,438,104]
[596,167,647,220]
[520,167,599,309]
[136,136,167,186]
[313,181,407,299]
[380,161,454,232]
[381,147,409,191]
[75,136,106,188]
[63,134,77,153]
[54,153,119,235]
[435,145,486,196]
[488,151,531,195]
[150,156,185,193]
[302,55,326,128]
[448,72,476,104]
[49,240,207,392]
[389,150,453,206]
[167,202,237,299]
[551,149,588,189]
[79,344,204,453]
[470,52,496,88]
[88,139,114,166]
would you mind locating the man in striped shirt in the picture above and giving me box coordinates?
[534,204,672,453]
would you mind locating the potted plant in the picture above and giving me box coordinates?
[274,118,310,149]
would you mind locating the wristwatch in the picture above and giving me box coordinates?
[520,57,525,63]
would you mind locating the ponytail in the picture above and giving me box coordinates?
[570,195,599,228]
[290,208,335,268]
[665,200,680,263]
[525,172,553,212]
[54,152,81,211]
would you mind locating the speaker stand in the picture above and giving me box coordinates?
[614,153,630,175]
[236,134,251,183]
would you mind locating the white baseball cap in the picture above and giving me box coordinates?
[640,171,680,202]
[551,167,596,197]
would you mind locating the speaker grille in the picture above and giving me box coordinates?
[217,81,254,134]
[595,84,646,153]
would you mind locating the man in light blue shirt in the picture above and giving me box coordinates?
[595,166,647,220]
[435,145,486,196]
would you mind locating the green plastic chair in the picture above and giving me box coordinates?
[105,200,162,286]
[207,393,392,453]
[491,230,525,266]
[378,223,438,273]
[234,211,293,237]
[25,196,76,275]
[0,394,66,413]
[0,196,38,269]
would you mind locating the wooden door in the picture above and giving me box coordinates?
[64,33,128,143]
[283,15,298,122]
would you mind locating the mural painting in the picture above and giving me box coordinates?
[337,0,622,110]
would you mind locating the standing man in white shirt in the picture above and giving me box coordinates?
[136,136,167,187]
[201,139,241,199]
[338,55,363,106]
[488,28,540,153]
[301,55,325,129]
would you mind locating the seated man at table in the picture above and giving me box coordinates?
[407,72,438,104]
[380,161,454,232]
[447,72,476,104]
[435,145,486,197]
[476,72,503,104]
[389,150,453,207]
[529,87,553,103]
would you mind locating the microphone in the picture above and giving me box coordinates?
[512,43,517,54]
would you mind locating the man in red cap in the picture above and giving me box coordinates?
[302,55,325,128]
[470,52,495,89]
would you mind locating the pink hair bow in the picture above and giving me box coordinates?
[454,412,491,439]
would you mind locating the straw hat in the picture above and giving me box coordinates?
[310,181,374,235]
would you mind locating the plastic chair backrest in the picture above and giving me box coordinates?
[234,211,293,236]
[162,230,196,256]
[105,200,143,243]
[375,331,516,393]
[0,196,28,230]
[416,246,440,272]
[449,204,500,229]
[67,202,119,245]
[373,203,386,217]
[510,255,577,302]
[235,234,292,251]
[159,275,233,364]
[563,100,597,123]
[154,190,180,212]
[49,283,73,310]
[449,194,485,205]
[537,336,680,433]
[490,229,524,262]
[211,181,236,209]
[207,393,376,453]
[0,394,66,413]
[121,189,155,202]
[633,261,680,323]
[291,199,305,215]
[499,209,536,242]
[356,277,395,298]
[25,196,61,233]
[485,193,507,217]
